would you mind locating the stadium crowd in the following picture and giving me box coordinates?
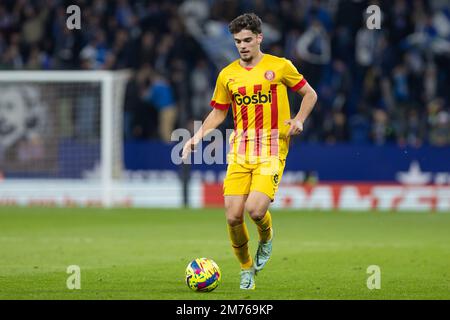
[0,0,449,146]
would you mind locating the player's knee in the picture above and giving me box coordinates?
[224,197,246,226]
[226,215,244,226]
[245,203,265,221]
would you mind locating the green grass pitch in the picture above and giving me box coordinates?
[0,207,449,300]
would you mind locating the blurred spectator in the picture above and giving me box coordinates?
[371,109,395,145]
[423,63,437,103]
[25,45,48,69]
[305,0,333,32]
[170,58,190,128]
[52,23,81,69]
[429,111,450,146]
[0,44,23,69]
[323,110,349,144]
[126,63,159,140]
[154,34,174,74]
[348,106,371,145]
[297,18,331,65]
[21,5,48,47]
[190,59,213,120]
[428,99,450,146]
[143,72,177,143]
[80,30,111,70]
[396,108,426,147]
[355,26,382,78]
[115,0,135,28]
[179,0,210,24]
[137,31,156,67]
[112,29,132,69]
[321,59,352,112]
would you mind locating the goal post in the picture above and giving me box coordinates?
[0,70,130,207]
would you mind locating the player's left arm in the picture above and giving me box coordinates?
[285,82,317,136]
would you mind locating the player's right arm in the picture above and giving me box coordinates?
[182,70,231,161]
[181,108,228,160]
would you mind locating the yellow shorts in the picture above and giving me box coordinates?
[223,158,286,201]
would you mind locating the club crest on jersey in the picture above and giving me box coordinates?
[272,173,279,186]
[264,70,275,81]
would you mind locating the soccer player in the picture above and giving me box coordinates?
[182,13,317,290]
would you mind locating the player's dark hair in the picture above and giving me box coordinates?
[228,13,262,35]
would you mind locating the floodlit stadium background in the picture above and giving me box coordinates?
[1,0,450,301]
[0,0,449,211]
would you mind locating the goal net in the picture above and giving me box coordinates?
[0,70,130,207]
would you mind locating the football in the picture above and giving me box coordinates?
[185,257,221,292]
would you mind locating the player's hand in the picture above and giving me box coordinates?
[284,119,304,136]
[181,137,198,161]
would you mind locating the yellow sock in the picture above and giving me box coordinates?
[253,210,273,242]
[227,223,253,269]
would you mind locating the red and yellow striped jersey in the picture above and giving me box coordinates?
[210,54,306,164]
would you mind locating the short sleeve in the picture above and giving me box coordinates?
[210,71,231,110]
[282,59,307,92]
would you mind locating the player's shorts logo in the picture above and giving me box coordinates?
[264,70,275,81]
[272,173,279,186]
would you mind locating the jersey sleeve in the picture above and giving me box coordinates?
[210,71,231,110]
[282,58,307,92]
